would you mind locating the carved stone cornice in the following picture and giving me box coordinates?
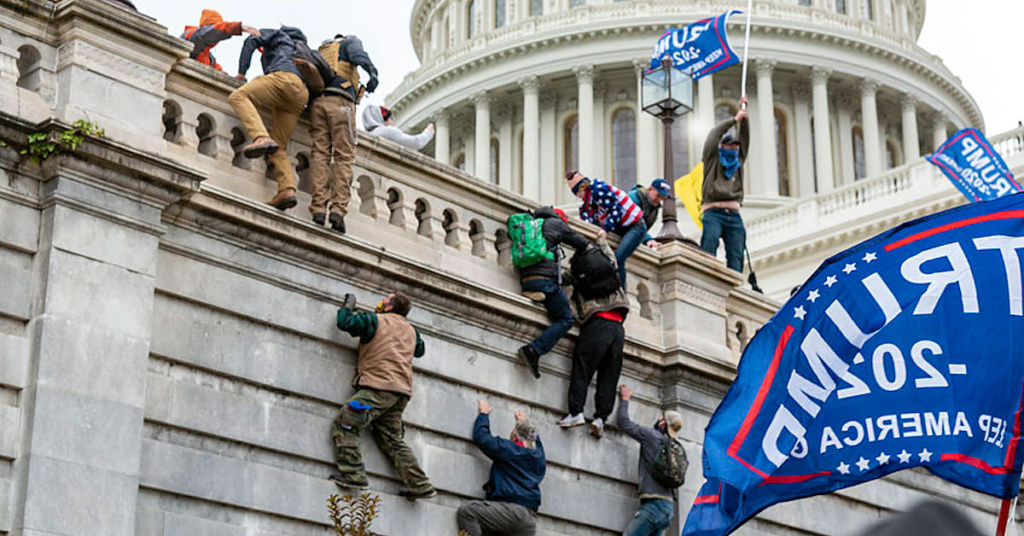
[810,66,832,86]
[518,75,540,93]
[573,64,595,84]
[754,59,777,79]
[470,91,491,107]
[901,93,917,112]
[859,77,880,96]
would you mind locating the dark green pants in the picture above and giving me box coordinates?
[333,387,432,493]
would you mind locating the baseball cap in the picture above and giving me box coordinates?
[663,410,683,439]
[720,128,739,146]
[651,178,674,199]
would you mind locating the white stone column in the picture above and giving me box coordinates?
[634,60,660,185]
[932,112,948,152]
[520,76,541,200]
[464,132,476,176]
[574,65,595,174]
[791,83,815,197]
[434,110,450,165]
[593,83,607,178]
[860,78,882,178]
[540,94,559,204]
[901,94,920,161]
[837,94,855,186]
[472,92,491,182]
[755,59,779,196]
[811,66,835,193]
[498,104,514,191]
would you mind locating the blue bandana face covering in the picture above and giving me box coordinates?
[720,147,740,179]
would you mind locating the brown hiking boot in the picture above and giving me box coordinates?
[267,188,297,211]
[242,136,279,158]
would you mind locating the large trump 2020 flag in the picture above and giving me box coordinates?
[683,193,1024,535]
[649,11,740,78]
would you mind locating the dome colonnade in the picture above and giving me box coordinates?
[387,0,980,216]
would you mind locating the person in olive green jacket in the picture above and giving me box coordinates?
[330,291,436,500]
[700,97,750,273]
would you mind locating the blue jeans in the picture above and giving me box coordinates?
[623,499,674,536]
[614,222,647,287]
[700,208,746,273]
[521,278,573,356]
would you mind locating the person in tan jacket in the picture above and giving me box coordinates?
[330,291,436,499]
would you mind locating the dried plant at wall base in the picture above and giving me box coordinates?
[327,493,382,536]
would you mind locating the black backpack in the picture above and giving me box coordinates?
[651,436,688,489]
[570,244,620,300]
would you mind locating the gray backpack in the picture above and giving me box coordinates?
[651,436,688,488]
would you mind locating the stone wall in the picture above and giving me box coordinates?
[0,1,1013,535]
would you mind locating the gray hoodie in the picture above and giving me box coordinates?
[362,106,434,150]
[616,399,675,502]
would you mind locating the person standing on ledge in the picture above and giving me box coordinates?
[627,178,675,251]
[566,171,646,288]
[699,97,750,273]
[307,34,380,234]
[330,291,437,500]
[229,27,308,212]
[362,105,436,150]
[181,10,260,71]
[458,400,546,536]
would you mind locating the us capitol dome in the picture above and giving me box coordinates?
[386,0,989,298]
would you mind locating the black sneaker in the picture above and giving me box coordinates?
[328,474,369,490]
[329,212,346,234]
[312,212,326,226]
[399,488,437,500]
[517,346,540,379]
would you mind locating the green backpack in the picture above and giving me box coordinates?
[507,213,554,268]
[651,436,689,489]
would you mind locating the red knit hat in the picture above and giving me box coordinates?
[380,106,393,122]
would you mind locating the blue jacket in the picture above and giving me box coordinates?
[473,414,546,511]
[238,28,299,77]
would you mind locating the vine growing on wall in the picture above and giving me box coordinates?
[18,120,105,165]
[327,493,382,536]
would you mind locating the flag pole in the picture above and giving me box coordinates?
[739,0,754,110]
[996,498,1012,536]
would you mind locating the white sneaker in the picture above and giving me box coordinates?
[557,413,585,428]
[590,417,604,438]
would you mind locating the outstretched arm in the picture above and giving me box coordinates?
[237,33,266,76]
[336,308,378,344]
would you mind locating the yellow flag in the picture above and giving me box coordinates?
[674,162,704,231]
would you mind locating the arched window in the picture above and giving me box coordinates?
[196,114,217,157]
[715,103,737,123]
[862,0,874,21]
[886,140,900,169]
[494,0,506,28]
[775,108,791,196]
[563,115,579,174]
[162,100,182,143]
[835,0,847,14]
[467,0,476,38]
[490,138,499,185]
[611,108,637,190]
[530,0,542,16]
[853,127,866,180]
[671,115,690,179]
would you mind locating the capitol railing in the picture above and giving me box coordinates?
[991,125,1024,163]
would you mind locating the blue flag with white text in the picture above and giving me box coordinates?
[649,11,740,78]
[683,193,1024,536]
[927,128,1021,202]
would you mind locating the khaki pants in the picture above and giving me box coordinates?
[333,387,432,493]
[309,95,356,216]
[228,71,308,193]
[457,501,537,536]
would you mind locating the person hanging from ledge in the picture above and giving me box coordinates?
[180,10,260,71]
[511,206,589,380]
[362,105,435,150]
[229,26,308,212]
[566,171,646,288]
[307,34,381,234]
[330,291,437,500]
[556,232,628,438]
[627,178,675,251]
[458,400,545,536]
[699,97,750,273]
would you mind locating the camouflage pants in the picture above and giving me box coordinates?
[333,387,432,493]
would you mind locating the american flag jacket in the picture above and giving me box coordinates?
[578,179,644,233]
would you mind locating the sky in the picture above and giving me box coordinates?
[144,1,1023,135]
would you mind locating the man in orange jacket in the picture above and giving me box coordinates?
[181,10,260,71]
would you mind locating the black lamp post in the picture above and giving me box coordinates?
[641,57,694,243]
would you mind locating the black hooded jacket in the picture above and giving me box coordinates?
[238,28,299,77]
[517,207,589,283]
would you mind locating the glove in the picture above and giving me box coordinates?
[342,293,357,309]
[366,74,379,93]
